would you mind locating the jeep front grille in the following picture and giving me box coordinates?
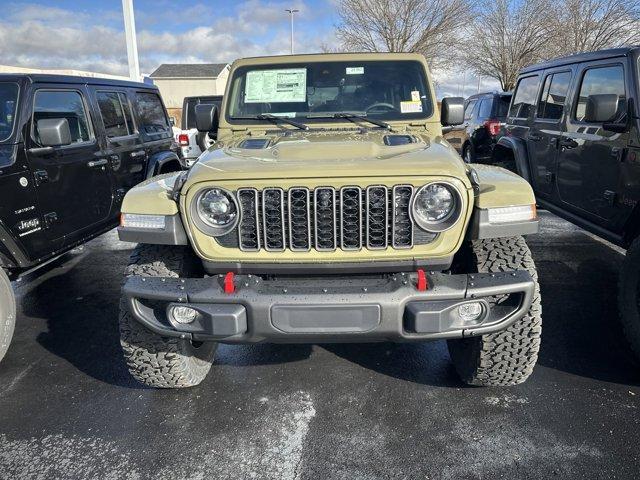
[231,185,435,252]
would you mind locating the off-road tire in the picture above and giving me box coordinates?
[618,237,640,360]
[0,268,16,363]
[447,236,542,386]
[119,244,217,388]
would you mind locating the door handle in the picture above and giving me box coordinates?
[130,150,146,158]
[528,134,542,141]
[87,159,108,168]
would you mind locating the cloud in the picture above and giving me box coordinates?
[0,1,330,77]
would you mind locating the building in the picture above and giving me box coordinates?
[149,63,230,127]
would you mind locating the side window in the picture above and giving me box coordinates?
[134,92,169,134]
[509,76,539,119]
[119,93,136,134]
[477,98,492,119]
[33,90,92,145]
[97,91,130,138]
[537,71,571,120]
[463,100,477,121]
[574,65,626,121]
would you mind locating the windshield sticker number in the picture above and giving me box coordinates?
[400,101,423,113]
[346,67,364,75]
[245,68,307,103]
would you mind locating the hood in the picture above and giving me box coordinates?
[184,130,467,188]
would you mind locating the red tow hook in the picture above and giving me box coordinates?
[416,269,428,291]
[224,272,235,294]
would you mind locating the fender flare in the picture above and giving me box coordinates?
[495,136,532,183]
[145,151,182,179]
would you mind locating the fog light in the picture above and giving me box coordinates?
[458,302,484,322]
[169,305,198,324]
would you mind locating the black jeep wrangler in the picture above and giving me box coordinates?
[0,74,182,362]
[492,47,640,358]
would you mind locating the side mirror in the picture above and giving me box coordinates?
[441,97,464,126]
[584,94,618,123]
[37,118,72,147]
[195,103,219,133]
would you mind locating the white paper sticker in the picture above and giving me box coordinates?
[411,90,421,102]
[400,101,423,113]
[346,67,365,75]
[245,68,307,103]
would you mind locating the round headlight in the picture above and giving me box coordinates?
[193,188,239,235]
[412,183,462,232]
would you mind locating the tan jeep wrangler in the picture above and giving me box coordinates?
[117,53,541,389]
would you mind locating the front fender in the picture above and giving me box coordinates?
[495,136,531,183]
[146,151,182,179]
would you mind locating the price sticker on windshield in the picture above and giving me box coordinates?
[400,101,423,113]
[346,67,364,75]
[245,68,307,103]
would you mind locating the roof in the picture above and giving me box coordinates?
[467,91,512,100]
[0,73,156,89]
[231,52,428,69]
[521,47,638,74]
[150,63,229,78]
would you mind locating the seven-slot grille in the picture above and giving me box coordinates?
[234,185,419,252]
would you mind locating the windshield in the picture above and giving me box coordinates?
[0,83,19,143]
[226,60,432,123]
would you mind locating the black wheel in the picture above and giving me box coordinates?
[0,268,15,363]
[618,237,640,360]
[447,236,542,386]
[119,244,217,388]
[463,143,475,164]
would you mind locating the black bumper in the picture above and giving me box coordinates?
[122,270,535,344]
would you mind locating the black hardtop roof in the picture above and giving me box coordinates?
[521,47,639,74]
[0,73,157,90]
[466,91,512,100]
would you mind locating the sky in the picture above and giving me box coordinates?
[0,0,499,98]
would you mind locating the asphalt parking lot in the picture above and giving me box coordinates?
[0,211,639,480]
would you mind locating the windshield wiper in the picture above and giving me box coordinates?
[305,112,391,130]
[251,113,309,131]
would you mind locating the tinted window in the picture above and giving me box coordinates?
[119,93,136,134]
[0,83,19,143]
[478,98,492,119]
[537,71,571,120]
[33,90,92,144]
[495,95,511,117]
[185,97,222,129]
[227,61,433,121]
[575,65,625,121]
[509,76,539,118]
[97,91,130,138]
[134,92,169,134]
[464,100,477,121]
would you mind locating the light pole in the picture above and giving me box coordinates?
[122,0,140,81]
[285,8,299,54]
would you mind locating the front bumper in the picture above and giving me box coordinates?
[123,270,534,344]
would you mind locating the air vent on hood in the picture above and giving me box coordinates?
[383,135,415,146]
[239,138,271,149]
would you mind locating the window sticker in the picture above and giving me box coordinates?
[245,68,307,103]
[400,101,423,113]
[346,67,365,75]
[411,90,421,102]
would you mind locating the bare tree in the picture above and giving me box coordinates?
[334,0,472,69]
[461,0,553,91]
[551,0,640,56]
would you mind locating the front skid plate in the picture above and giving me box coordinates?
[123,271,535,343]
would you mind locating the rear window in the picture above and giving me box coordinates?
[184,97,222,129]
[0,83,19,143]
[134,92,169,134]
[477,98,492,119]
[509,76,539,118]
[495,95,511,117]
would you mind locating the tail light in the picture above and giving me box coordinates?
[178,134,189,146]
[483,119,501,136]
